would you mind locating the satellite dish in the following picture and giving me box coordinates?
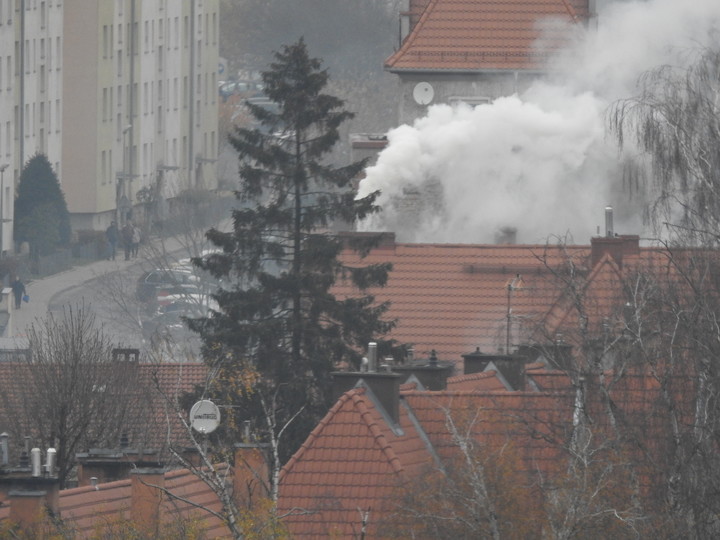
[413,82,434,105]
[190,400,221,434]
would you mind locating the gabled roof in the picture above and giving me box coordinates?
[386,0,590,72]
[278,374,575,537]
[278,387,430,538]
[278,361,705,537]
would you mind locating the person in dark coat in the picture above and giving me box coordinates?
[10,277,25,309]
[122,221,134,261]
[106,221,119,260]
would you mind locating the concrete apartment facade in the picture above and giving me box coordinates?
[0,0,219,247]
[62,0,219,231]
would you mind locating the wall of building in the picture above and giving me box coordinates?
[396,71,542,125]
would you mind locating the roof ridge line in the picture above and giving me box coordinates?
[351,392,404,475]
[385,0,440,69]
[559,0,580,23]
[280,389,362,480]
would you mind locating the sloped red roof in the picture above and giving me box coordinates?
[0,467,230,538]
[278,387,430,538]
[338,240,592,364]
[277,362,705,537]
[337,236,683,368]
[386,0,590,72]
[278,376,576,537]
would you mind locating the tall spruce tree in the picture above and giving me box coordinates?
[189,39,394,461]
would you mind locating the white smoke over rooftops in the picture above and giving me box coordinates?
[357,0,720,244]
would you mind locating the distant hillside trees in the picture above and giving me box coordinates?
[14,154,71,257]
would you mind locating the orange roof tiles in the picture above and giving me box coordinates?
[278,387,430,538]
[338,240,592,364]
[0,467,230,538]
[386,0,590,72]
[337,236,684,369]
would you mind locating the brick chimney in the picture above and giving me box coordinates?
[1,445,60,530]
[76,446,161,487]
[112,348,141,362]
[234,443,270,506]
[333,342,403,423]
[591,234,639,269]
[131,468,165,537]
[332,371,402,423]
[392,349,454,390]
[461,348,528,390]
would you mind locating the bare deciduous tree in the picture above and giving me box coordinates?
[0,303,144,488]
[610,43,720,245]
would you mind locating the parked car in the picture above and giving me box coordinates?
[136,269,201,303]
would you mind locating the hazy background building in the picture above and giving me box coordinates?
[0,0,219,247]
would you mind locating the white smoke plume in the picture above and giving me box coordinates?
[357,0,720,244]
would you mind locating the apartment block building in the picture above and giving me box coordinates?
[0,0,219,247]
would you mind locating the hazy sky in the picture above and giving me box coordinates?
[357,0,720,244]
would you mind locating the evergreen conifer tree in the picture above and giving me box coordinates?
[14,154,71,256]
[189,39,394,460]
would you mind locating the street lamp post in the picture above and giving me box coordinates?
[0,164,8,257]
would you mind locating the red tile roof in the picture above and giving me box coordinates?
[278,387,430,538]
[386,0,590,72]
[337,236,679,369]
[278,362,704,537]
[0,362,209,464]
[278,375,576,537]
[338,240,591,364]
[0,467,230,538]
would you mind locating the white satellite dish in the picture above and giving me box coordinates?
[413,82,435,105]
[190,400,221,434]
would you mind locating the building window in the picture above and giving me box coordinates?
[143,82,148,114]
[101,151,106,185]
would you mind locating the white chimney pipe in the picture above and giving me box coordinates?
[45,448,57,476]
[368,342,377,372]
[31,448,42,477]
[0,432,8,466]
[605,206,614,237]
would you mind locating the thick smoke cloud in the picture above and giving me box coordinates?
[357,0,720,244]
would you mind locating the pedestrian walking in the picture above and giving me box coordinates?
[131,224,141,258]
[122,221,134,261]
[105,220,119,260]
[10,276,26,309]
